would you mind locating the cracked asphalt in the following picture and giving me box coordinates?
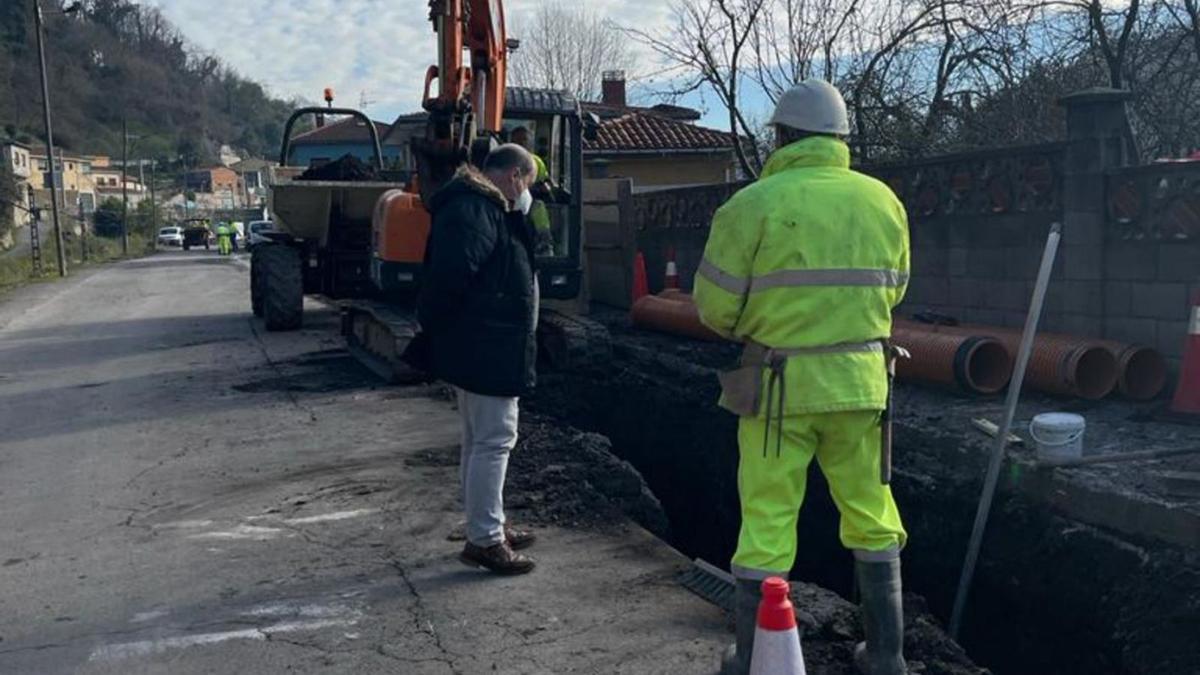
[0,251,727,674]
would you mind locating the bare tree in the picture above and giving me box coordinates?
[508,2,637,102]
[625,0,769,177]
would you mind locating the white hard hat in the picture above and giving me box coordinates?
[769,79,850,136]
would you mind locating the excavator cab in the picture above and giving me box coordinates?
[370,87,586,303]
[502,87,585,300]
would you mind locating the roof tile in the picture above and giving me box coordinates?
[584,111,734,153]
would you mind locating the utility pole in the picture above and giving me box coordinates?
[121,117,129,255]
[78,197,87,262]
[148,160,158,232]
[33,0,68,277]
[27,184,43,275]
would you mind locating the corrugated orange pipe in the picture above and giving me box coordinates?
[630,294,727,342]
[1097,340,1168,400]
[895,320,1118,400]
[891,326,1013,394]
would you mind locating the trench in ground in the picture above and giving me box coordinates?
[528,331,1199,675]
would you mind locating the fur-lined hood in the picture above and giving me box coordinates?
[428,165,509,213]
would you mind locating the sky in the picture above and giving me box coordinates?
[145,0,755,130]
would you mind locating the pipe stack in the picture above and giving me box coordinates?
[891,325,1013,394]
[893,320,1152,400]
[1097,340,1168,400]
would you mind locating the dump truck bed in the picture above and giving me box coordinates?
[266,165,403,244]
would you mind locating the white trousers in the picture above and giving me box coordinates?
[456,388,520,547]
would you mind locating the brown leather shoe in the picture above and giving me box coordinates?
[459,541,535,575]
[505,524,536,551]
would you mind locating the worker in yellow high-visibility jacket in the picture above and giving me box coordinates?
[693,80,911,675]
[216,223,232,256]
[510,126,554,256]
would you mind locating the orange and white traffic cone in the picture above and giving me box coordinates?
[1170,292,1200,416]
[749,577,807,675]
[664,246,680,291]
[632,252,649,304]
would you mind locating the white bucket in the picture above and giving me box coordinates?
[1030,413,1086,461]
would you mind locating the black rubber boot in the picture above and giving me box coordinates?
[853,558,907,675]
[719,578,762,675]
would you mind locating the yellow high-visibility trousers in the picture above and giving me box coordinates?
[730,410,907,580]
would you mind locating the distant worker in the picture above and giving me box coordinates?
[216,222,232,256]
[416,144,539,575]
[693,80,911,675]
[510,126,554,256]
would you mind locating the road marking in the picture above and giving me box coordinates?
[284,508,378,525]
[89,618,356,662]
[131,610,169,624]
[187,525,285,541]
[242,602,350,619]
[154,519,214,530]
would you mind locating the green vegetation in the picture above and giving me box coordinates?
[1,0,301,167]
[0,155,18,249]
[0,229,152,293]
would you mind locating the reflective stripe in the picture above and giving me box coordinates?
[771,340,883,357]
[697,258,908,296]
[731,562,789,582]
[754,267,909,290]
[1191,306,1200,335]
[853,546,901,562]
[697,258,750,295]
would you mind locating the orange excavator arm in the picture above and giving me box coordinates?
[415,0,510,201]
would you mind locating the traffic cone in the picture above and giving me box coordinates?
[664,246,680,290]
[749,577,807,675]
[1170,292,1200,415]
[632,252,649,304]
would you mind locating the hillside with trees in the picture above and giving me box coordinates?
[0,0,299,167]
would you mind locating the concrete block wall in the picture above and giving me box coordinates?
[1100,242,1200,359]
[604,89,1200,375]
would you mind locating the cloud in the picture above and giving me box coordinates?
[147,0,675,124]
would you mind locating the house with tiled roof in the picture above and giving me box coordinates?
[287,116,400,169]
[380,73,737,190]
[580,72,739,190]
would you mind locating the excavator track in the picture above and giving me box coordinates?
[537,308,612,373]
[340,300,429,384]
[341,300,609,382]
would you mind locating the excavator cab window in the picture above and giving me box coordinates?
[503,115,573,260]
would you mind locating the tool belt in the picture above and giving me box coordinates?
[718,339,908,483]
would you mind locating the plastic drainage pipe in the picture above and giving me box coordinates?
[949,222,1062,640]
[1097,340,1168,401]
[891,327,1013,394]
[630,294,727,342]
[894,321,1119,400]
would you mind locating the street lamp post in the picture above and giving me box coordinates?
[121,117,129,255]
[33,0,70,277]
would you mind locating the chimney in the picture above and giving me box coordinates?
[602,70,627,107]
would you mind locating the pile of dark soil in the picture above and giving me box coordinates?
[507,412,669,536]
[298,154,380,181]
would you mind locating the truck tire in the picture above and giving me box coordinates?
[250,251,264,317]
[260,244,303,331]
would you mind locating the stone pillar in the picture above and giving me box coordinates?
[1054,87,1134,336]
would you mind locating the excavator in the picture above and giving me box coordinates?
[254,0,609,380]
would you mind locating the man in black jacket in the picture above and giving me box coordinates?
[417,144,539,575]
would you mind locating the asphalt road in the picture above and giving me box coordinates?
[0,251,726,674]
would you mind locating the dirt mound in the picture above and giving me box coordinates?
[506,413,669,536]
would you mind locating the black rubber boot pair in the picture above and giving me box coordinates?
[718,578,762,675]
[853,558,907,675]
